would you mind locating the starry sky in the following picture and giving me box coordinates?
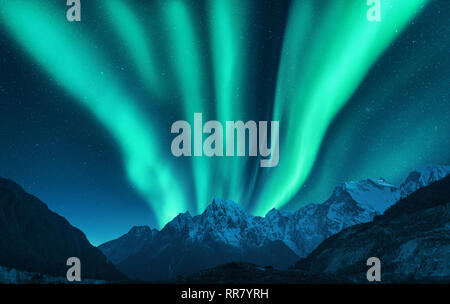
[0,0,449,245]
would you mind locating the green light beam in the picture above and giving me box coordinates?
[255,0,430,215]
[0,0,188,226]
[162,0,211,212]
[104,0,165,98]
[208,0,250,205]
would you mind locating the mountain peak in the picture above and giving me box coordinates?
[265,208,279,217]
[0,177,36,203]
[211,198,242,208]
[421,163,450,171]
[400,164,450,197]
[265,208,293,220]
[340,178,396,190]
[331,178,399,213]
[163,211,192,232]
[414,164,450,179]
[128,225,155,237]
[98,164,450,281]
[203,198,247,216]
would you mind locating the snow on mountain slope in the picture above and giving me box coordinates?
[166,178,400,255]
[339,178,400,213]
[100,180,399,264]
[400,164,450,198]
[260,178,399,256]
[294,174,450,282]
[99,165,450,280]
[99,226,158,265]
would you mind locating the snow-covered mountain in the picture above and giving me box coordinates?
[260,178,400,257]
[99,226,158,265]
[98,164,450,281]
[183,174,450,284]
[400,164,450,198]
[294,174,450,283]
[103,200,299,281]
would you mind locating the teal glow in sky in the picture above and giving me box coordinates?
[255,0,430,214]
[1,0,448,242]
[0,0,188,226]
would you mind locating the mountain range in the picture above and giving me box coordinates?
[179,174,450,284]
[99,164,450,281]
[0,164,448,283]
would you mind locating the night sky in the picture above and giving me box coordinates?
[0,0,449,245]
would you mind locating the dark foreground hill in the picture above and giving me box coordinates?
[0,178,125,281]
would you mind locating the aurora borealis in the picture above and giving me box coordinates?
[0,0,449,245]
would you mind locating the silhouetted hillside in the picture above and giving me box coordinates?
[0,178,125,281]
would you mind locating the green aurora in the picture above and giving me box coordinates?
[2,0,447,230]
